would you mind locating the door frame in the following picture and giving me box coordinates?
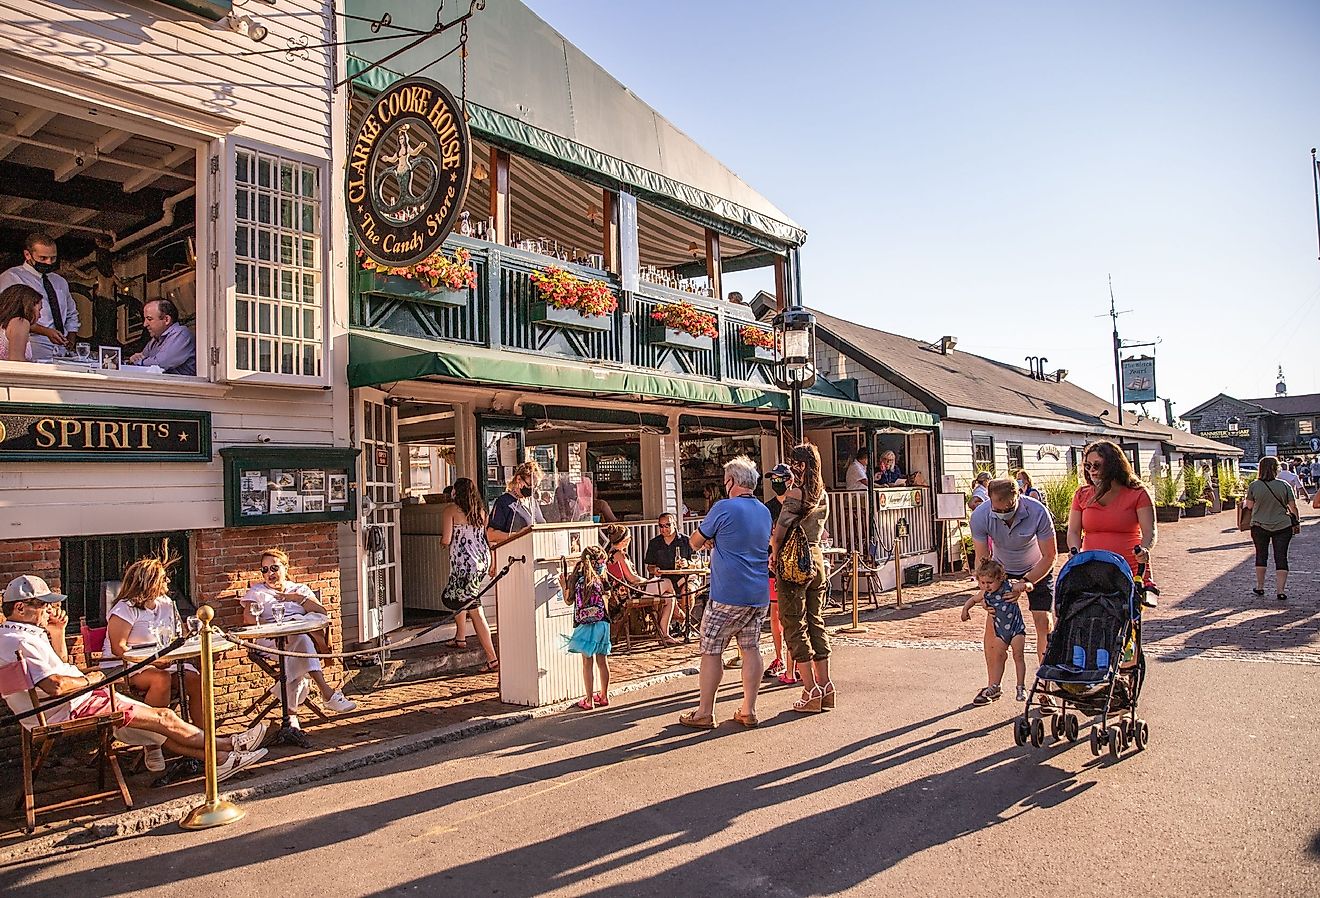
[355,388,404,641]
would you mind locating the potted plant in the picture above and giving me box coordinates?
[528,266,618,331]
[649,301,718,351]
[737,325,776,362]
[1182,465,1210,518]
[1217,463,1239,510]
[1152,469,1183,523]
[1039,472,1080,552]
[357,247,477,306]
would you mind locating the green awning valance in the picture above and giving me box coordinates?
[348,330,937,429]
[346,56,806,251]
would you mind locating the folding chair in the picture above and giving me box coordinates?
[1,652,132,833]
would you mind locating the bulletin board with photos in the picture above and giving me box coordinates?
[220,446,361,527]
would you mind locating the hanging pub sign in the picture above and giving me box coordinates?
[348,77,472,267]
[1121,356,1157,404]
[0,402,210,462]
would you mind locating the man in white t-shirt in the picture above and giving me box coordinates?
[845,447,871,490]
[0,575,268,779]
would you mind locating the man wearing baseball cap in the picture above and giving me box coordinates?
[0,575,269,780]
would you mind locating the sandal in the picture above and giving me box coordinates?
[592,692,609,707]
[777,672,800,686]
[732,709,759,728]
[678,710,716,729]
[1277,593,1288,602]
[484,658,500,672]
[574,698,593,711]
[793,685,824,714]
[443,638,468,649]
[1251,588,1265,597]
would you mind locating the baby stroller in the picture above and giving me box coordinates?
[1014,549,1149,759]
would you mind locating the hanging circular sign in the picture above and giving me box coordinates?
[347,77,472,267]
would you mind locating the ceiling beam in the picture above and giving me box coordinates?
[0,162,169,215]
[53,129,133,183]
[47,208,99,240]
[122,146,193,193]
[0,109,57,162]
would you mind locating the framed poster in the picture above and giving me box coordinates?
[220,446,360,527]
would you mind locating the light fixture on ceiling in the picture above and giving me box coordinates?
[473,161,489,182]
[687,240,701,259]
[584,203,603,225]
[227,13,269,43]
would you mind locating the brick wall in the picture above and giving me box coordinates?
[1,523,343,768]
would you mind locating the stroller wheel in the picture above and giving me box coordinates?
[1107,725,1124,759]
[1134,719,1149,751]
[1013,716,1030,747]
[1030,717,1045,748]
[1089,726,1101,757]
[1049,713,1063,740]
[1065,714,1080,742]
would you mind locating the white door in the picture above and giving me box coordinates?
[357,388,403,640]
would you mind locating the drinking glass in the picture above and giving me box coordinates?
[272,600,285,625]
[75,342,92,362]
[186,616,201,637]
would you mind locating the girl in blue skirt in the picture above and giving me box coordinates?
[560,545,612,710]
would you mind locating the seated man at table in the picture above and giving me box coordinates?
[0,575,268,779]
[129,298,196,375]
[876,450,907,486]
[644,512,694,592]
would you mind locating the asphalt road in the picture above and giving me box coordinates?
[3,644,1318,897]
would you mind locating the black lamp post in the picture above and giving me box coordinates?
[774,308,816,443]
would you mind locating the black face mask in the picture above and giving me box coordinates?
[518,485,533,498]
[771,481,788,496]
[31,260,57,275]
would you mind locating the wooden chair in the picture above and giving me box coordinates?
[604,574,668,652]
[0,651,132,833]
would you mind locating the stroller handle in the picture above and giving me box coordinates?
[1133,543,1148,579]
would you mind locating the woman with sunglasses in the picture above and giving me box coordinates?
[240,548,356,726]
[1066,440,1156,579]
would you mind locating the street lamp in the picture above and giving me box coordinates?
[774,308,816,442]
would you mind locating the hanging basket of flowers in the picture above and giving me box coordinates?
[357,247,478,307]
[528,266,618,331]
[737,325,777,363]
[649,301,718,351]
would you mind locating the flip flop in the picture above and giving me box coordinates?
[443,639,468,649]
[678,711,716,729]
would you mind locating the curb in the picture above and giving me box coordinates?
[0,666,698,866]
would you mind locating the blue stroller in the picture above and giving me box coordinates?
[1014,550,1149,759]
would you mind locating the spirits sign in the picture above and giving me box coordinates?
[0,403,211,462]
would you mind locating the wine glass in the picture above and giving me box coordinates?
[271,599,285,625]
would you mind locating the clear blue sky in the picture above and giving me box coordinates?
[526,0,1320,417]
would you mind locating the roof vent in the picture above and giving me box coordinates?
[938,335,957,355]
[1053,369,1069,382]
[1025,356,1050,380]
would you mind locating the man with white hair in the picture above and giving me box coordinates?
[679,456,772,729]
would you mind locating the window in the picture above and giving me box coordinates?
[1006,442,1025,472]
[1298,419,1313,437]
[61,532,191,627]
[234,148,323,378]
[972,433,995,476]
[1069,448,1083,474]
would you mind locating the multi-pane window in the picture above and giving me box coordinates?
[1006,442,1025,472]
[1298,419,1313,437]
[234,149,323,377]
[972,433,995,476]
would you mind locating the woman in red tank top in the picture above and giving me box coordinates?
[1066,439,1156,577]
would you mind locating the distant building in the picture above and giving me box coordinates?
[1182,392,1320,464]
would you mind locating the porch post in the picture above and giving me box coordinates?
[773,255,787,314]
[489,147,510,245]
[866,428,879,562]
[602,189,619,274]
[705,228,722,301]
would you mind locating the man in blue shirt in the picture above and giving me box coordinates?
[678,455,771,730]
[130,299,196,375]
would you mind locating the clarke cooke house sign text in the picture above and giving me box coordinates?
[0,403,212,462]
[348,77,473,267]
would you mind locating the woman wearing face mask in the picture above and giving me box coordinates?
[1014,469,1042,501]
[1066,440,1156,578]
[487,461,546,548]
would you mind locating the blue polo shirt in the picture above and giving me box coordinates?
[698,495,771,606]
[970,495,1056,573]
[876,465,905,486]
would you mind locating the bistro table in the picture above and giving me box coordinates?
[656,567,709,642]
[123,633,237,785]
[227,614,330,749]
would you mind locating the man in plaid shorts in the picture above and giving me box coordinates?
[679,456,772,729]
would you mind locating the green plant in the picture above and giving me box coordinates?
[357,246,478,292]
[651,301,718,338]
[529,266,619,317]
[1038,472,1081,529]
[1152,469,1182,507]
[1217,463,1239,498]
[738,325,775,349]
[1182,465,1209,507]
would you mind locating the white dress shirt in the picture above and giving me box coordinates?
[846,459,870,490]
[0,263,80,360]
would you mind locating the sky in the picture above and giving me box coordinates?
[525,0,1320,419]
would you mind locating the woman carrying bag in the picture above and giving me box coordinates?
[1243,456,1300,601]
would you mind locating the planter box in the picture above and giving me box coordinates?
[1055,530,1069,553]
[1221,496,1238,510]
[529,300,612,332]
[649,325,713,352]
[1183,503,1208,518]
[358,270,468,307]
[738,343,778,363]
[1155,505,1182,524]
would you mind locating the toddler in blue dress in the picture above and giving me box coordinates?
[962,557,1029,705]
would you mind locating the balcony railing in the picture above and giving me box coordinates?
[351,235,777,387]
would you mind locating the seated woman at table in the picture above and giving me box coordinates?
[0,284,42,361]
[101,555,201,724]
[602,525,683,645]
[239,548,356,723]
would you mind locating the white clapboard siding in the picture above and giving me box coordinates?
[0,0,333,155]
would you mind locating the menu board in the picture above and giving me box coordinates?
[221,447,360,527]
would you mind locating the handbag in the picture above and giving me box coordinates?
[1261,481,1300,531]
[1236,499,1252,532]
[778,525,813,585]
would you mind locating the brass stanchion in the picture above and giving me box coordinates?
[181,605,245,830]
[838,550,868,634]
[894,538,905,609]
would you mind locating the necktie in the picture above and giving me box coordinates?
[40,273,63,333]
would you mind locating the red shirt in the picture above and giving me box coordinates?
[1071,484,1152,571]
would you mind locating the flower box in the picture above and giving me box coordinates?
[649,326,712,352]
[357,270,468,307]
[1155,505,1182,524]
[530,300,612,332]
[1182,502,1208,518]
[738,343,777,363]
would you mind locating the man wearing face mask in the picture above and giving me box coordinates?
[0,233,78,360]
[970,478,1058,706]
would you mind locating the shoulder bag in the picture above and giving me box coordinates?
[778,525,812,584]
[1261,481,1300,533]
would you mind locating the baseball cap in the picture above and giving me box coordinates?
[3,575,67,605]
[765,463,792,480]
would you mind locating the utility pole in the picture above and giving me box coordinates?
[1312,148,1320,261]
[1109,276,1124,426]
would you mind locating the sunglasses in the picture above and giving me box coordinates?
[260,564,283,574]
[1083,461,1104,471]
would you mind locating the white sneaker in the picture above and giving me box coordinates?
[322,690,357,713]
[144,746,166,772]
[287,715,301,730]
[216,747,267,783]
[231,720,269,752]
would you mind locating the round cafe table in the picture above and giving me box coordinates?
[227,614,330,749]
[657,568,710,641]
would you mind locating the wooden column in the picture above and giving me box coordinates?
[489,147,510,245]
[602,189,619,273]
[704,228,722,301]
[773,255,787,313]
